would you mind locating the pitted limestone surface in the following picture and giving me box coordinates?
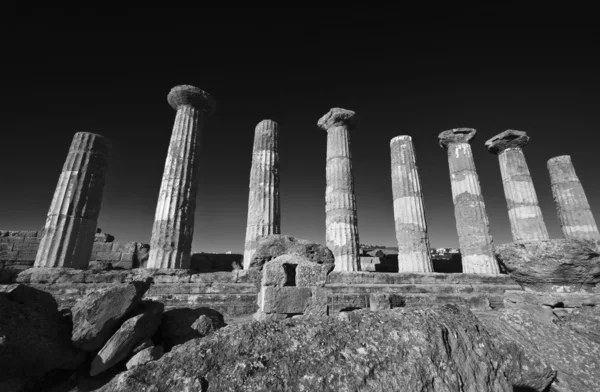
[167,84,216,114]
[485,129,529,154]
[35,132,110,269]
[317,107,357,130]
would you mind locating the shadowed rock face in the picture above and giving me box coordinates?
[495,239,600,293]
[97,305,553,392]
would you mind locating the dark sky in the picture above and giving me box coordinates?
[2,7,600,253]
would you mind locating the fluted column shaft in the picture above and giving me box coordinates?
[148,106,204,268]
[325,125,360,271]
[147,85,215,269]
[243,120,280,269]
[548,155,600,241]
[440,128,499,274]
[390,136,433,272]
[35,132,109,268]
[498,149,549,241]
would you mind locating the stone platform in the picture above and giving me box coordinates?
[5,268,522,320]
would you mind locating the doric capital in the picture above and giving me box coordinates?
[167,85,216,115]
[438,128,477,149]
[485,130,529,154]
[317,108,357,131]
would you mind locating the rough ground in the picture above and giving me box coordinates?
[98,304,553,392]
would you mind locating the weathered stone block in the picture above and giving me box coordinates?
[260,286,312,314]
[94,252,121,261]
[92,243,114,253]
[296,262,333,287]
[120,253,134,262]
[112,241,137,254]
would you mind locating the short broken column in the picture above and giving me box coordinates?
[390,135,433,272]
[243,120,281,269]
[548,155,600,241]
[34,132,110,269]
[486,130,549,241]
[147,85,216,269]
[318,108,360,272]
[439,128,499,274]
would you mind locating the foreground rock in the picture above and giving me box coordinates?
[160,307,225,350]
[99,305,553,392]
[90,301,164,376]
[0,288,84,385]
[478,306,600,392]
[72,278,152,351]
[496,239,600,292]
[248,235,334,270]
[126,345,164,369]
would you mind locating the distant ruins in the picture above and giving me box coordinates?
[2,83,599,317]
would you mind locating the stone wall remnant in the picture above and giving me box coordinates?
[318,108,360,272]
[547,155,600,241]
[390,136,433,272]
[486,130,549,241]
[34,132,110,269]
[439,128,499,274]
[243,120,280,269]
[147,85,215,269]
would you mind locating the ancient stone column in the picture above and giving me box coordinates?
[390,135,433,272]
[147,85,215,269]
[439,128,499,274]
[318,108,360,272]
[548,155,600,241]
[34,132,109,269]
[243,120,281,269]
[486,130,549,241]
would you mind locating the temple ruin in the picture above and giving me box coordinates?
[1,84,599,321]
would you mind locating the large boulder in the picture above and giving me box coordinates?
[248,235,334,270]
[71,278,152,351]
[477,306,600,392]
[0,290,84,384]
[160,307,225,350]
[90,301,164,376]
[495,239,600,293]
[98,305,553,392]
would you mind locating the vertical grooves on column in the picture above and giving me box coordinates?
[325,126,359,272]
[390,136,433,272]
[243,120,280,269]
[548,156,600,241]
[149,105,203,269]
[498,149,549,241]
[35,132,108,269]
[446,143,498,274]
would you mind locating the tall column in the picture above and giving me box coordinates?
[243,120,280,269]
[486,130,549,241]
[548,155,600,241]
[147,85,215,269]
[34,132,109,269]
[318,108,360,272]
[439,128,499,274]
[390,136,433,272]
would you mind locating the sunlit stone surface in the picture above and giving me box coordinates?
[439,128,499,274]
[147,85,215,269]
[486,130,549,241]
[318,108,360,272]
[35,132,110,269]
[243,120,281,269]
